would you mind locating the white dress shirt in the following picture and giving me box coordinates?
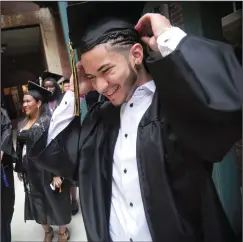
[47,27,187,241]
[110,81,156,242]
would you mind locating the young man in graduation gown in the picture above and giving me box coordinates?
[29,2,242,242]
[1,105,17,242]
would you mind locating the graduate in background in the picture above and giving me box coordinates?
[15,82,71,242]
[42,72,64,117]
[60,79,71,93]
[1,104,17,242]
[29,2,242,242]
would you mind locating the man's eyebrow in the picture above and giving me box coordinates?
[97,64,111,72]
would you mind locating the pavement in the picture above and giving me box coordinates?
[11,174,88,242]
[11,129,88,241]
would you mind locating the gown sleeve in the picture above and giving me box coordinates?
[1,108,17,160]
[28,91,81,180]
[146,31,242,162]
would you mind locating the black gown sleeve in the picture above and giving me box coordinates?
[28,116,81,181]
[28,101,103,181]
[146,35,242,162]
[1,108,16,159]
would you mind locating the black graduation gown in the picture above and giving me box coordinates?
[15,115,72,225]
[1,108,17,222]
[44,93,64,118]
[29,35,242,242]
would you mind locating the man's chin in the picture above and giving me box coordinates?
[110,97,126,107]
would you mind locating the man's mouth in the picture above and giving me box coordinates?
[106,85,119,97]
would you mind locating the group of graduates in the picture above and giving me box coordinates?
[1,74,81,242]
[1,2,243,242]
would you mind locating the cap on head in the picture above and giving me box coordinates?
[27,81,52,103]
[42,71,63,83]
[67,1,146,54]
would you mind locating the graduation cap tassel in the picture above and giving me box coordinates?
[62,82,64,93]
[69,41,80,116]
[39,77,43,87]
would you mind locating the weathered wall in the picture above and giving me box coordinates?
[1,7,69,76]
[53,12,71,78]
[38,8,63,74]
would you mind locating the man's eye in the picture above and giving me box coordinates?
[86,76,95,81]
[102,68,111,74]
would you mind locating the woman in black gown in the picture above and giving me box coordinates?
[15,82,71,242]
[1,105,17,242]
[42,72,64,117]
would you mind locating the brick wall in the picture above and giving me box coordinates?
[168,2,184,30]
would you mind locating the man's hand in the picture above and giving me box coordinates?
[69,61,93,95]
[53,176,63,188]
[135,13,172,51]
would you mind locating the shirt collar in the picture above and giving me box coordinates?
[127,80,156,106]
[141,80,156,94]
[132,79,155,95]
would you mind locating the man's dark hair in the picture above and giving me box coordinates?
[63,79,70,84]
[99,29,150,72]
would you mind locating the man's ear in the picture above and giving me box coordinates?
[130,43,144,67]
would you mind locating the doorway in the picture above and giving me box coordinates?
[1,24,47,124]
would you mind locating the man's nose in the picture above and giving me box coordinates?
[95,78,109,94]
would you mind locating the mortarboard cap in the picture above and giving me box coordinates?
[27,81,52,103]
[41,71,63,82]
[67,1,146,51]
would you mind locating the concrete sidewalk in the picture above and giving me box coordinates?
[11,173,87,241]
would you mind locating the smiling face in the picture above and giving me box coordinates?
[23,95,41,117]
[81,42,144,106]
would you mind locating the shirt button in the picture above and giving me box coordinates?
[129,103,133,107]
[129,202,133,207]
[65,101,67,104]
[124,134,128,138]
[51,119,54,122]
[124,169,127,174]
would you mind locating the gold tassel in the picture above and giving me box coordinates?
[62,82,64,93]
[39,77,43,87]
[69,41,80,116]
